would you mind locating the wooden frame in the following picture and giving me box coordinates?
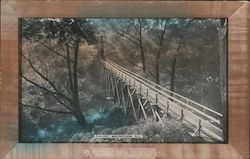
[0,1,249,158]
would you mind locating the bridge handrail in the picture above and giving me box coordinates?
[106,59,223,117]
[103,59,222,126]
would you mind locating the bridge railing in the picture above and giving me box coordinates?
[106,59,223,119]
[103,59,223,128]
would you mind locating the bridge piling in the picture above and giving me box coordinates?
[155,110,164,127]
[166,101,170,116]
[180,109,184,121]
[114,77,121,104]
[150,105,156,121]
[146,89,149,99]
[106,70,109,90]
[120,79,126,114]
[139,84,142,94]
[155,94,158,105]
[127,85,138,122]
[110,74,116,103]
[105,70,109,93]
[136,93,147,120]
[198,119,201,136]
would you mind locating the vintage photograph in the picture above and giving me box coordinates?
[20,18,227,143]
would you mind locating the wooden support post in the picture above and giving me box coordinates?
[146,89,149,99]
[117,78,122,104]
[106,70,109,90]
[110,75,116,103]
[107,74,110,96]
[136,93,147,120]
[106,69,110,95]
[137,94,141,119]
[139,84,142,94]
[155,110,164,127]
[131,89,136,96]
[106,70,109,89]
[123,83,127,89]
[137,103,141,119]
[107,70,110,95]
[150,104,156,120]
[126,85,131,107]
[114,77,121,104]
[203,108,206,120]
[104,68,107,88]
[167,100,170,115]
[127,86,138,122]
[155,93,158,105]
[191,119,202,137]
[120,80,126,114]
[180,109,184,121]
[198,119,201,136]
[142,100,148,107]
[100,35,105,59]
[119,79,124,105]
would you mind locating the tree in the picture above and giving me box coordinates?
[150,19,168,85]
[110,19,148,71]
[21,18,96,127]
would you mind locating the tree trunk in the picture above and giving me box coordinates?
[72,41,87,126]
[155,50,161,84]
[100,36,105,60]
[170,57,176,92]
[139,36,146,71]
[155,22,167,85]
[139,45,146,71]
[74,105,87,126]
[218,19,227,143]
[66,43,74,92]
[138,19,146,71]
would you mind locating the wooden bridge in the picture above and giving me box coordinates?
[101,58,224,142]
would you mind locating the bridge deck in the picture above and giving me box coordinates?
[102,59,224,142]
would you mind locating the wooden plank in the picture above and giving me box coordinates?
[155,111,164,127]
[107,72,111,97]
[119,80,126,114]
[114,77,121,104]
[136,93,147,120]
[137,98,141,119]
[149,103,157,120]
[109,75,116,100]
[127,86,138,122]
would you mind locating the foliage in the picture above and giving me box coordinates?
[23,18,96,45]
[21,18,97,128]
[98,18,224,111]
